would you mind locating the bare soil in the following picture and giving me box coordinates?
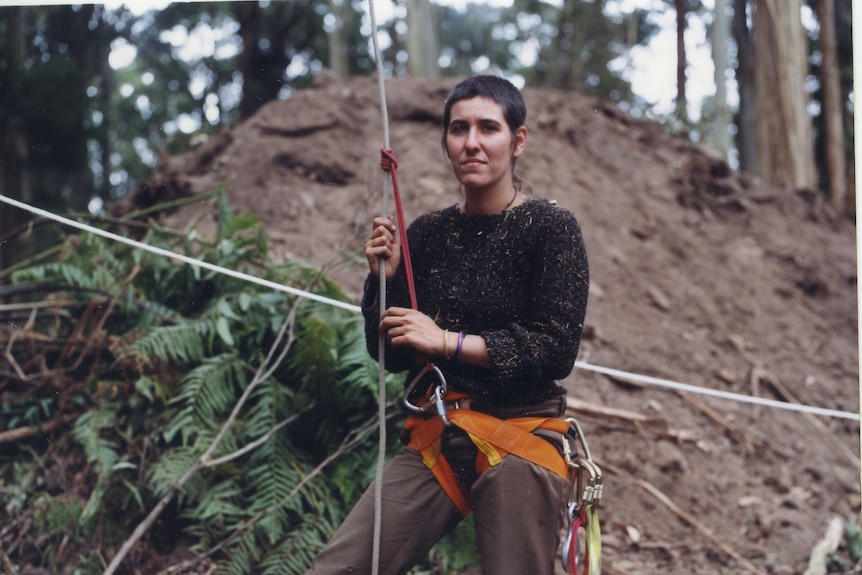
[122,73,860,575]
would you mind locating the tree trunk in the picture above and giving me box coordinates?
[406,0,439,77]
[674,0,688,126]
[751,0,816,190]
[237,2,261,120]
[710,0,733,160]
[328,0,349,77]
[2,6,27,274]
[815,0,848,213]
[733,0,757,173]
[99,11,114,200]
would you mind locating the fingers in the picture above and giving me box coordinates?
[365,216,400,277]
[379,308,441,357]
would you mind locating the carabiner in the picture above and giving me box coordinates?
[562,503,584,572]
[401,363,448,421]
[567,417,593,461]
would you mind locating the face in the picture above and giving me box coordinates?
[445,96,527,195]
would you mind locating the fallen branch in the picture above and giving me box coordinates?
[802,515,844,575]
[755,368,858,467]
[599,457,767,575]
[674,391,756,453]
[566,397,699,443]
[703,303,859,468]
[0,412,79,445]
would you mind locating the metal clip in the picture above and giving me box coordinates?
[561,502,579,571]
[401,364,448,421]
[562,417,603,574]
[576,457,601,507]
[565,418,603,509]
[431,383,450,426]
[567,417,592,461]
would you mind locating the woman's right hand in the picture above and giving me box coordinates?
[364,216,401,280]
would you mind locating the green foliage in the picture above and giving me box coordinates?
[417,516,480,574]
[819,517,862,573]
[0,195,404,574]
[846,519,862,563]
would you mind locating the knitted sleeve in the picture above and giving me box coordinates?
[479,207,589,391]
[360,216,432,373]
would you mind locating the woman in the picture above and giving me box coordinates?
[307,75,589,575]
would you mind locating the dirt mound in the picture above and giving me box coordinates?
[121,73,859,574]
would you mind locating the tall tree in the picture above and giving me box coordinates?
[815,0,848,212]
[406,0,440,77]
[675,0,689,125]
[709,0,733,158]
[237,1,262,119]
[733,0,757,173]
[328,0,350,77]
[1,7,26,272]
[510,0,652,100]
[751,0,816,189]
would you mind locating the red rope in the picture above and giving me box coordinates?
[380,148,418,311]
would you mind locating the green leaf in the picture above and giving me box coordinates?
[216,315,235,346]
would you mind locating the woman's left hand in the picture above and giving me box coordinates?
[379,306,446,358]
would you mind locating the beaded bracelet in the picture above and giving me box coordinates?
[456,331,465,364]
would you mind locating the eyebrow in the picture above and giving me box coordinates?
[449,117,503,126]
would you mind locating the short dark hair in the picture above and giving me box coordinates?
[441,75,527,148]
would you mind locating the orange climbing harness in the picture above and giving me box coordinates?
[402,376,572,516]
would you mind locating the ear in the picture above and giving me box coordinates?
[512,125,527,158]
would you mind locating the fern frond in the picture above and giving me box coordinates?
[146,446,202,499]
[165,353,246,444]
[257,512,338,575]
[72,410,122,523]
[124,318,216,366]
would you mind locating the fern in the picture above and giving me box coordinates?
[125,318,216,366]
[257,512,338,575]
[165,353,246,445]
[2,193,409,575]
[72,410,124,524]
[146,446,201,499]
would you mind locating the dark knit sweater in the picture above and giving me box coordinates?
[362,197,589,407]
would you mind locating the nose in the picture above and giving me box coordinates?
[464,127,480,150]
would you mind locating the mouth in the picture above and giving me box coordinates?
[461,159,485,167]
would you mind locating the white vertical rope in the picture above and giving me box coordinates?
[367,1,391,574]
[852,0,862,524]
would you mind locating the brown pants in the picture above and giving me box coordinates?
[306,423,570,575]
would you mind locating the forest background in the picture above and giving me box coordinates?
[0,1,857,574]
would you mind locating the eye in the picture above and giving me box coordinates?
[449,123,467,134]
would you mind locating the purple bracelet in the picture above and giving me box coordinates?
[456,331,465,363]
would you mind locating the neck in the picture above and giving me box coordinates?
[464,186,519,215]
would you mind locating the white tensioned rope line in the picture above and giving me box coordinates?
[2,193,859,423]
[575,361,858,421]
[0,193,361,313]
